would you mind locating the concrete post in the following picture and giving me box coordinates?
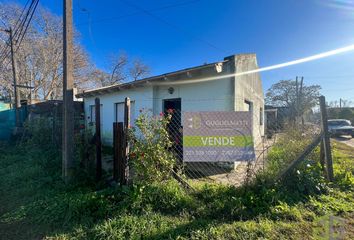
[62,0,75,183]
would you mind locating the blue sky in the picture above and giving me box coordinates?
[13,0,354,104]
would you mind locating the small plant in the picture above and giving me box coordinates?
[73,129,97,185]
[128,111,176,185]
[22,117,54,148]
[264,128,317,177]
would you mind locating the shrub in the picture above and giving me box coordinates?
[260,128,327,197]
[265,129,315,177]
[128,111,176,185]
[22,117,54,148]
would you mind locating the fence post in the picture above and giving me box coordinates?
[123,97,130,184]
[319,139,325,168]
[52,105,56,145]
[319,96,334,182]
[119,122,126,184]
[95,98,102,182]
[113,122,118,181]
[113,122,125,182]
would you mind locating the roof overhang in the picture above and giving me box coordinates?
[77,60,228,98]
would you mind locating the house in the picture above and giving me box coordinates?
[0,100,84,141]
[77,54,265,148]
[264,105,292,134]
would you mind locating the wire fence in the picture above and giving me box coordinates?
[0,101,84,145]
[71,94,331,187]
[163,104,323,186]
[0,106,27,140]
[3,95,349,188]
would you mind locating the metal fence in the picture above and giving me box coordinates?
[0,107,27,140]
[162,103,323,186]
[83,94,330,187]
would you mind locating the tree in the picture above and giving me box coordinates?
[0,2,151,98]
[129,58,150,81]
[101,53,151,87]
[266,79,321,122]
[0,3,100,101]
[106,53,128,86]
[329,99,353,108]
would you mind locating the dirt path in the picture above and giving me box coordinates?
[334,136,354,149]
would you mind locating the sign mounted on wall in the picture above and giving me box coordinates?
[183,111,255,162]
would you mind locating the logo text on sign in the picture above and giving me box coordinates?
[183,112,255,162]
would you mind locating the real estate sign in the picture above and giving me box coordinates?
[183,111,255,162]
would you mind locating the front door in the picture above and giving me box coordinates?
[163,98,181,126]
[163,98,182,162]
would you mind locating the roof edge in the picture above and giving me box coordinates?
[77,60,228,98]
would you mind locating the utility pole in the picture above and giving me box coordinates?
[9,28,20,110]
[339,98,342,108]
[62,0,75,183]
[1,27,20,127]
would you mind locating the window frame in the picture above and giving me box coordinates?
[114,100,136,124]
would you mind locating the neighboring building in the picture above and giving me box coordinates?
[0,98,10,112]
[77,54,265,147]
[0,100,84,141]
[27,100,85,137]
[264,105,291,134]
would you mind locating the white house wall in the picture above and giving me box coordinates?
[233,54,265,146]
[82,54,265,148]
[153,77,234,116]
[84,86,154,145]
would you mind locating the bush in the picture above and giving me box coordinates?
[260,128,327,197]
[22,117,54,148]
[265,129,315,176]
[128,111,176,185]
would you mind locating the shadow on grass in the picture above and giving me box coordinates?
[0,142,340,239]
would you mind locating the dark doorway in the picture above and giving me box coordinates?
[163,98,182,164]
[163,98,181,125]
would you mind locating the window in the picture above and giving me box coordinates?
[89,104,103,123]
[89,105,95,123]
[115,101,135,125]
[115,102,124,123]
[260,107,263,125]
[244,100,253,112]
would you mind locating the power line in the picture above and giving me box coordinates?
[12,0,31,38]
[16,0,39,50]
[119,0,226,53]
[157,44,354,86]
[0,0,39,67]
[13,0,39,45]
[76,0,201,26]
[0,40,11,65]
[0,0,37,66]
[0,39,9,61]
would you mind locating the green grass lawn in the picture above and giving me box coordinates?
[0,140,353,240]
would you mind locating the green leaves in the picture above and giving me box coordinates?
[129,112,176,185]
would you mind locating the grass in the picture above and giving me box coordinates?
[0,139,353,239]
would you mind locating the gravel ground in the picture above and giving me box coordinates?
[334,136,354,149]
